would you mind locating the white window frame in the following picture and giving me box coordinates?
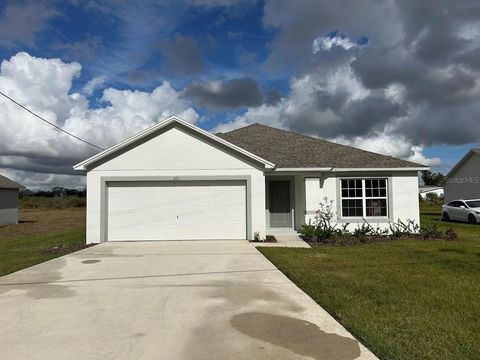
[340,178,389,219]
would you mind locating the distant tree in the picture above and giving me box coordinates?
[421,170,445,186]
[20,187,86,198]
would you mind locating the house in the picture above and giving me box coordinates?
[0,174,22,226]
[74,116,428,243]
[444,149,480,202]
[419,186,444,200]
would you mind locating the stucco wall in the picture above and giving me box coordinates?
[303,171,420,231]
[444,154,480,202]
[0,188,19,226]
[85,126,266,243]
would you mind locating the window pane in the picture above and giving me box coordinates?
[342,179,363,198]
[365,178,387,198]
[366,199,387,217]
[342,199,363,217]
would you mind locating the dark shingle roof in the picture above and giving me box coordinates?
[217,123,426,169]
[0,174,22,189]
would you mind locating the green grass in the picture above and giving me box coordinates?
[259,204,480,360]
[0,227,86,277]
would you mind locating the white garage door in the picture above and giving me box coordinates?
[107,180,247,241]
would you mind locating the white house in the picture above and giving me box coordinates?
[419,186,444,200]
[0,174,22,226]
[444,149,480,202]
[74,116,428,243]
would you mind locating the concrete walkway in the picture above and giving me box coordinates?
[252,234,311,248]
[0,240,377,360]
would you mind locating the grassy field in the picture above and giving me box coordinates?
[0,208,87,277]
[259,204,480,360]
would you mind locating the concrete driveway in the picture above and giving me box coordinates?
[0,240,377,360]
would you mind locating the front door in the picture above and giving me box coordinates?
[269,180,292,228]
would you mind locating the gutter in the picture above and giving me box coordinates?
[272,166,429,172]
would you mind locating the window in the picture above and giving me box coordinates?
[466,201,480,208]
[448,201,465,208]
[340,178,388,218]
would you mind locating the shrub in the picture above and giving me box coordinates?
[445,228,458,241]
[300,223,316,239]
[388,219,419,237]
[420,223,443,239]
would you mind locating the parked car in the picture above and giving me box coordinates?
[442,199,480,224]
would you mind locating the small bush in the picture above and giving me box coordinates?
[299,198,456,245]
[388,219,419,238]
[445,228,458,241]
[300,223,316,239]
[420,223,443,239]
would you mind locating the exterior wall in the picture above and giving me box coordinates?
[85,126,266,243]
[444,154,480,202]
[0,189,19,226]
[303,171,421,231]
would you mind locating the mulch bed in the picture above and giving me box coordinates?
[42,242,96,255]
[250,235,278,243]
[302,231,458,246]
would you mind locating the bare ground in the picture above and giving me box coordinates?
[0,208,86,240]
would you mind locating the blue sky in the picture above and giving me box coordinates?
[0,0,479,188]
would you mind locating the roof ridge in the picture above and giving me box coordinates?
[225,122,425,167]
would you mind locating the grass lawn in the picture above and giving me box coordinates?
[259,204,480,360]
[0,208,87,277]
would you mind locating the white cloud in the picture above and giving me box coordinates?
[312,34,358,53]
[215,36,440,167]
[0,52,199,189]
[83,75,106,95]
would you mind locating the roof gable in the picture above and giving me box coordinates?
[74,116,274,171]
[0,174,22,189]
[446,148,480,178]
[217,123,427,170]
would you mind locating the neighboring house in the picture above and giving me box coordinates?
[74,116,428,243]
[419,186,444,199]
[0,174,22,226]
[444,148,480,202]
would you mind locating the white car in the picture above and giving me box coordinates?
[442,199,480,224]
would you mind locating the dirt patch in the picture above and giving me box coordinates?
[0,208,85,241]
[231,312,361,360]
[42,243,94,256]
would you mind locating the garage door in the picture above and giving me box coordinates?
[107,180,247,241]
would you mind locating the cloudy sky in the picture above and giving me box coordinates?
[0,0,479,189]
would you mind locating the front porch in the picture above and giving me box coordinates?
[265,174,306,237]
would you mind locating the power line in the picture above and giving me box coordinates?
[0,90,105,151]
